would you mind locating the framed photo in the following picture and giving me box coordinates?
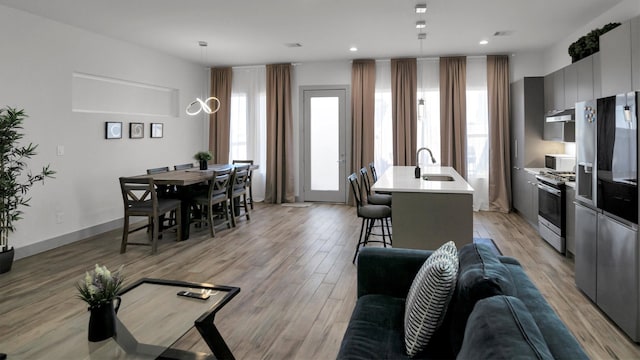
[105,122,122,139]
[150,123,163,138]
[129,122,144,139]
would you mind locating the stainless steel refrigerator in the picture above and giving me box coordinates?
[574,92,639,342]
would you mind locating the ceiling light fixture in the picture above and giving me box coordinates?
[415,4,427,13]
[479,40,489,45]
[416,20,426,29]
[418,33,427,40]
[350,47,358,52]
[185,41,220,116]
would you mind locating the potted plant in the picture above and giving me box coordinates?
[0,107,55,274]
[568,22,620,63]
[194,151,212,170]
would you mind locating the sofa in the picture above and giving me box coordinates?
[337,244,588,359]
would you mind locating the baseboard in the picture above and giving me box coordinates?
[15,218,123,260]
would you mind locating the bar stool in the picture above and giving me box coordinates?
[348,173,392,264]
[359,167,391,206]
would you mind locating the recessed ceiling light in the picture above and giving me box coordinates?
[350,47,358,52]
[416,21,426,29]
[479,40,489,45]
[415,4,427,13]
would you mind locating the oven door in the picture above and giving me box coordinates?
[538,182,564,234]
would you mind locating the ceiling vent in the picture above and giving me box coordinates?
[493,31,514,37]
[285,43,303,48]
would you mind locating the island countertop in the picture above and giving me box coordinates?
[371,166,474,194]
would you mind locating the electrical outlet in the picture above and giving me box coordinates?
[56,212,64,224]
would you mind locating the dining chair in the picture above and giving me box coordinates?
[348,173,392,264]
[359,167,392,206]
[174,163,195,171]
[232,160,254,209]
[192,167,233,237]
[146,166,176,227]
[229,165,251,227]
[119,177,182,254]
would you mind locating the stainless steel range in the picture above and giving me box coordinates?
[536,170,575,253]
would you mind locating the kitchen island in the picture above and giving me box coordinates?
[371,166,474,250]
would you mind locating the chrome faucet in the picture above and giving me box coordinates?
[415,147,436,178]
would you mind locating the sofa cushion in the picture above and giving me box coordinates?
[456,296,553,360]
[404,242,459,357]
[448,243,516,354]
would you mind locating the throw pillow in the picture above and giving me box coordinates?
[456,296,554,360]
[449,243,517,354]
[404,241,459,357]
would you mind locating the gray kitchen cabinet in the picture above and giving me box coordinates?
[576,55,594,102]
[593,52,601,99]
[564,63,578,109]
[511,77,562,220]
[600,21,632,97]
[526,172,539,226]
[632,16,640,91]
[565,187,576,256]
[544,70,565,113]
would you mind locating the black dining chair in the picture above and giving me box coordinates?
[232,160,254,209]
[193,167,233,237]
[119,177,182,254]
[348,173,392,264]
[359,167,391,206]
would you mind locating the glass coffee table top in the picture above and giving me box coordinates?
[12,278,239,359]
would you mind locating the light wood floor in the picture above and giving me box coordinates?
[1,203,639,359]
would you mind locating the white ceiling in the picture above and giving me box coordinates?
[0,0,623,67]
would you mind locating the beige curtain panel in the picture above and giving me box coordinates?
[487,55,511,213]
[265,63,295,204]
[351,59,376,176]
[391,58,417,166]
[209,67,232,164]
[439,56,467,178]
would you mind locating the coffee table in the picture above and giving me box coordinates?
[13,278,239,359]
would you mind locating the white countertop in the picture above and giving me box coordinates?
[371,166,474,194]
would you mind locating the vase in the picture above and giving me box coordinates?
[88,296,121,342]
[199,160,208,170]
[0,247,14,274]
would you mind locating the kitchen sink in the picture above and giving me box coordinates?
[422,174,454,181]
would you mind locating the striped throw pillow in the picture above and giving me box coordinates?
[404,241,459,357]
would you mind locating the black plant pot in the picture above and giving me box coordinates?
[0,247,15,274]
[199,160,208,170]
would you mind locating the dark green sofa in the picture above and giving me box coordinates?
[337,245,588,359]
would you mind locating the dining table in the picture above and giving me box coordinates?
[133,164,258,240]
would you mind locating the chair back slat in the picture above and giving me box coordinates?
[209,167,232,199]
[369,162,379,182]
[174,163,194,171]
[359,167,373,196]
[232,165,250,193]
[146,167,170,175]
[119,177,157,210]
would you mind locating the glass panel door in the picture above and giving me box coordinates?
[303,88,347,202]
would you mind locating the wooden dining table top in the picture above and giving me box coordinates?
[132,164,259,186]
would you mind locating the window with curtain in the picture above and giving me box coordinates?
[374,60,393,176]
[466,57,489,211]
[373,57,489,211]
[229,66,267,202]
[417,58,441,165]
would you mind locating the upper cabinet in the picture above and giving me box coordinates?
[576,55,594,102]
[564,62,578,108]
[600,21,633,96]
[544,69,565,113]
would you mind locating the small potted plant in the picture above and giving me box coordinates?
[0,107,55,274]
[76,264,124,342]
[194,151,212,170]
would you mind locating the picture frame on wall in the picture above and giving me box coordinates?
[105,122,122,139]
[150,123,163,138]
[129,122,144,139]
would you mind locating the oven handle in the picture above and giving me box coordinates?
[537,182,562,196]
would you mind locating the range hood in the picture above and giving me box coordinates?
[546,109,575,122]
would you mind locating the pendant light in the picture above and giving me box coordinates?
[186,41,221,116]
[417,33,426,120]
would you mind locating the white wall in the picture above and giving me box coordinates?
[0,5,207,258]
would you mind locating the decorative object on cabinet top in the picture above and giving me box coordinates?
[568,22,620,63]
